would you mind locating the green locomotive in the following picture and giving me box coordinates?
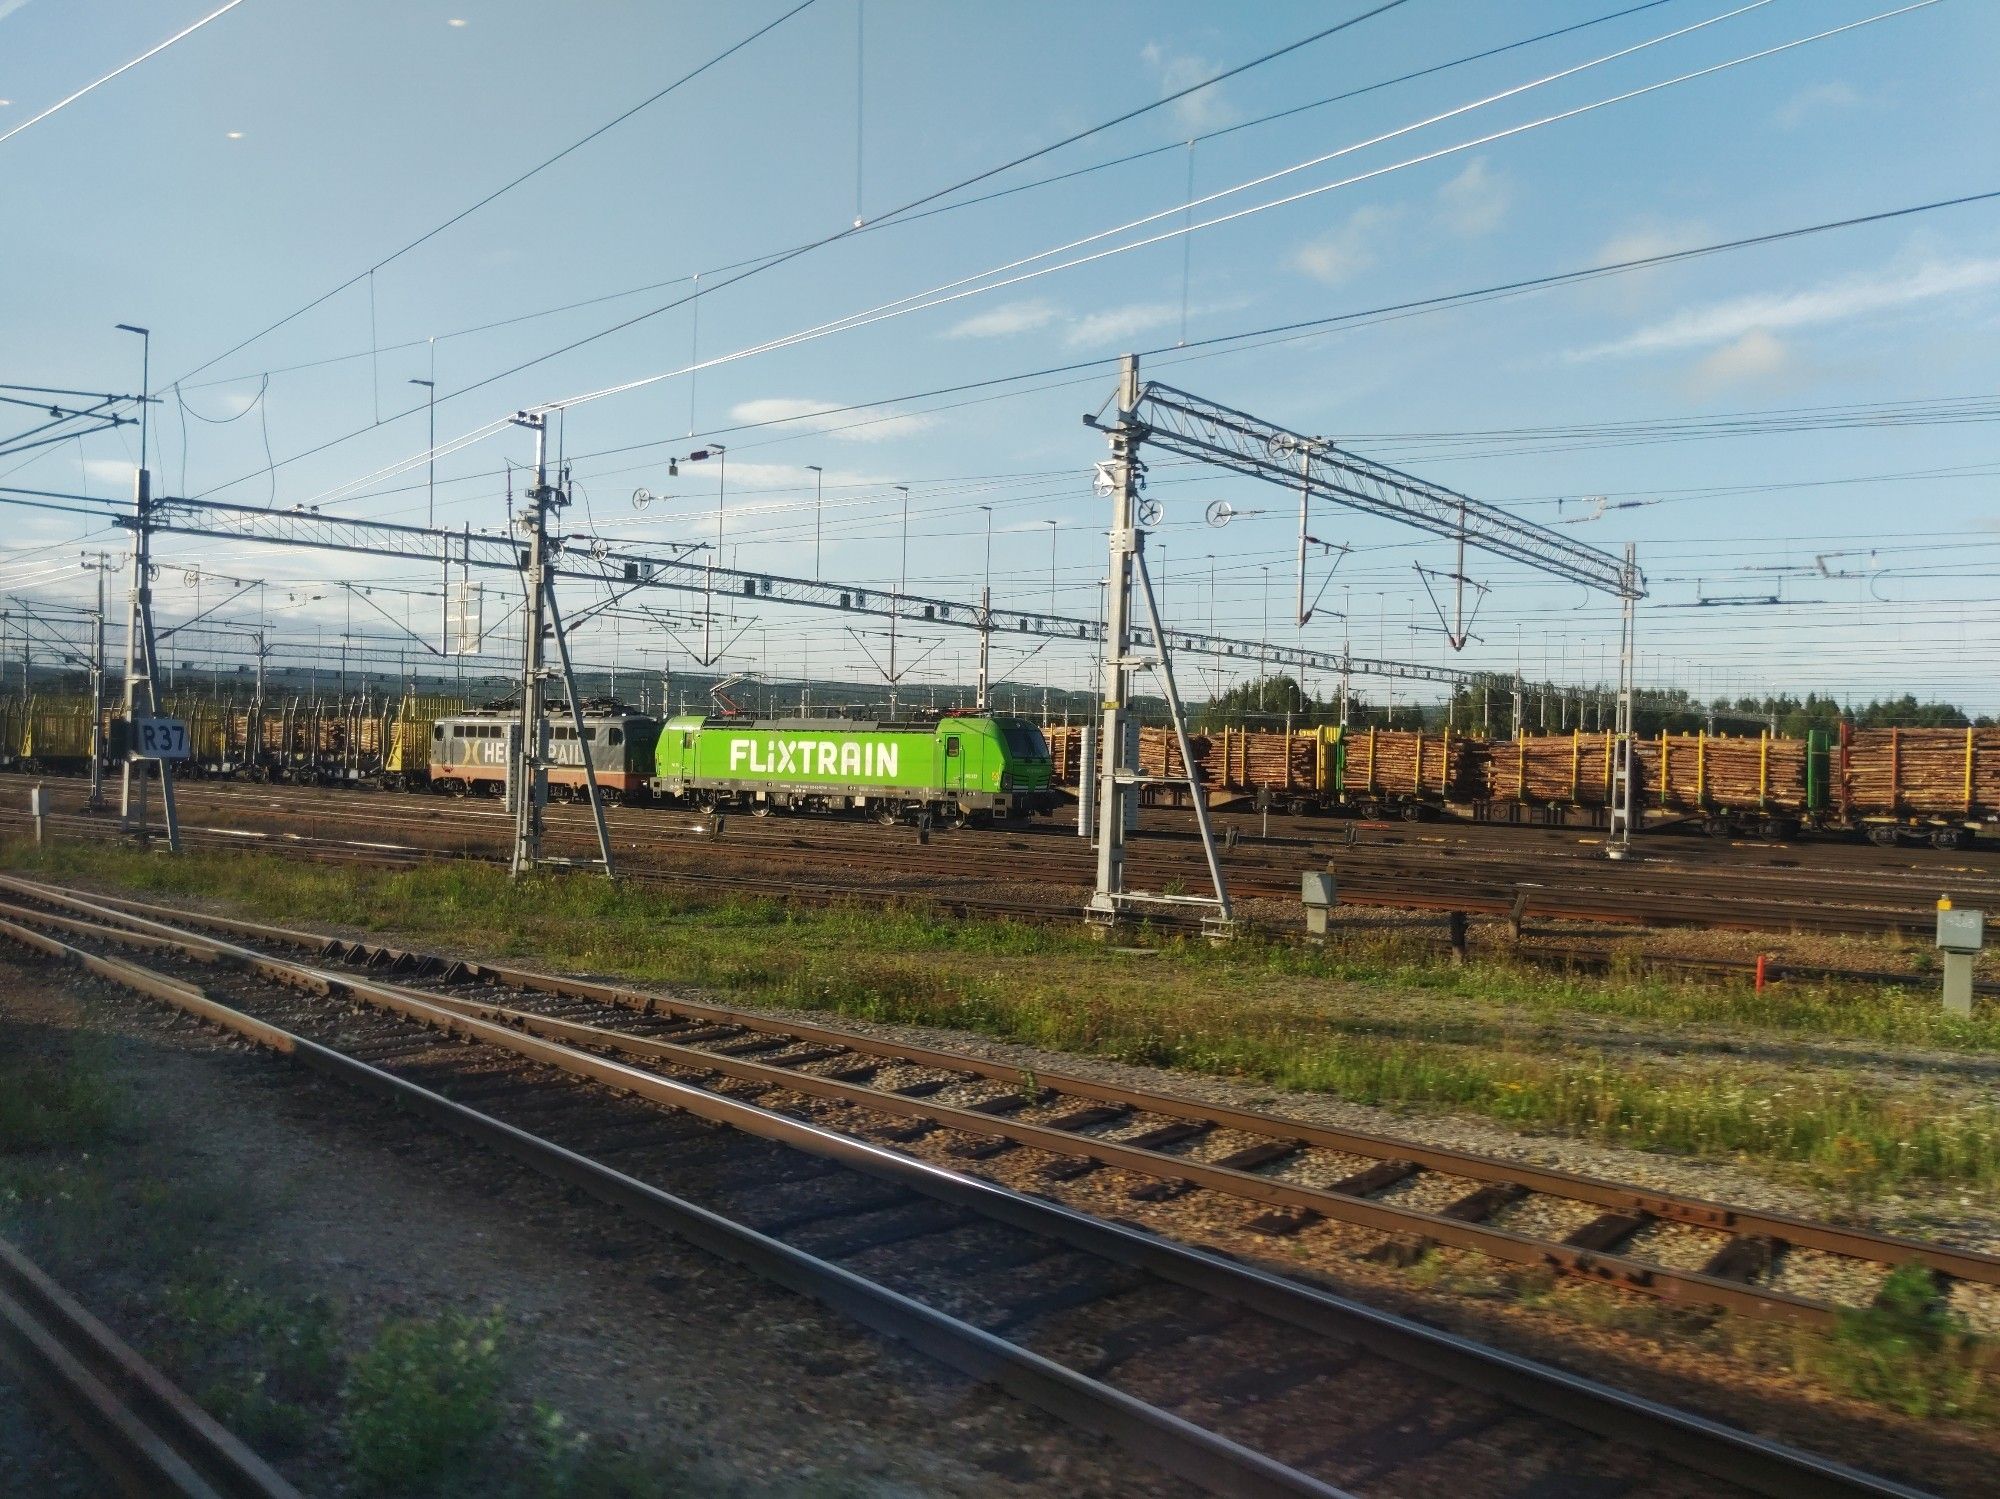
[652,712,1055,825]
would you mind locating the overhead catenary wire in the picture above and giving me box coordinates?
[168,0,826,387]
[0,0,249,149]
[166,0,1405,394]
[170,3,1419,503]
[204,0,1935,517]
[165,177,2000,538]
[537,0,1816,414]
[176,0,1697,398]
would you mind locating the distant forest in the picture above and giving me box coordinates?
[1187,677,1994,736]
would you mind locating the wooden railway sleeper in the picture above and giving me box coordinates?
[8,878,1988,1332]
[0,902,1954,1499]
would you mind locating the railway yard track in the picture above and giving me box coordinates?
[0,1229,300,1499]
[0,872,1985,1497]
[8,772,2000,951]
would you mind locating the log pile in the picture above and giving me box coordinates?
[1482,733,1618,806]
[1630,733,1809,812]
[1343,729,1477,800]
[1043,725,1085,783]
[1206,728,1313,793]
[1037,724,1212,785]
[1138,725,1207,782]
[1843,728,2000,816]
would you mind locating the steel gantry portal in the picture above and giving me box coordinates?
[133,493,1549,695]
[1080,355,1649,931]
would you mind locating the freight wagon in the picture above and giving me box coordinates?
[1839,726,2000,848]
[1036,720,2000,846]
[651,711,1056,825]
[1477,730,1830,839]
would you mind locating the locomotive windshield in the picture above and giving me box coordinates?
[998,718,1050,761]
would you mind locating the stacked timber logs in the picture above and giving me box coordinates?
[1042,725,1086,783]
[1342,728,1477,800]
[1482,732,1619,806]
[1138,725,1208,782]
[1206,727,1312,793]
[1630,733,1809,812]
[1844,727,2000,816]
[1035,725,1213,786]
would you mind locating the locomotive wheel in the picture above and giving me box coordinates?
[947,808,972,831]
[1866,824,1901,847]
[1358,801,1383,820]
[1932,827,1968,851]
[1702,817,1731,838]
[873,806,899,826]
[751,802,773,817]
[1758,816,1793,840]
[1398,803,1425,823]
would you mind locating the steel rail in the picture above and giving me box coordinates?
[0,895,1937,1499]
[0,1234,300,1499]
[0,792,1940,945]
[5,800,1990,996]
[3,770,1981,943]
[0,915,1346,1499]
[7,879,1993,1318]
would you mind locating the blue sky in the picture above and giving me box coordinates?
[4,0,1997,713]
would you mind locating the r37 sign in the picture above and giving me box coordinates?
[130,716,191,761]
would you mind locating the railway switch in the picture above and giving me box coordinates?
[1936,898,1983,1017]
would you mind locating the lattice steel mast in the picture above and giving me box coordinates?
[508,412,616,880]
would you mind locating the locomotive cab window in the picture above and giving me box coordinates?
[945,736,960,757]
[608,728,622,746]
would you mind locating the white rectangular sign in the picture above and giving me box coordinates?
[131,716,191,760]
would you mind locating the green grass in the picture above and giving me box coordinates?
[1798,1265,1989,1419]
[344,1310,509,1495]
[166,1273,342,1454]
[0,1028,124,1152]
[9,839,2000,1198]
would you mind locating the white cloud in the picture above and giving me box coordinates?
[1597,222,1708,267]
[727,397,936,444]
[1775,81,1860,130]
[1572,256,2000,360]
[1291,205,1402,286]
[1062,301,1181,349]
[1687,329,1790,394]
[82,458,134,484]
[1583,220,1710,309]
[945,299,1058,339]
[1436,158,1508,237]
[1141,41,1235,131]
[0,0,34,21]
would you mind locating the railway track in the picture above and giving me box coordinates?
[0,1231,300,1499]
[8,793,2000,998]
[6,874,1993,1334]
[7,771,1993,945]
[0,873,1947,1499]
